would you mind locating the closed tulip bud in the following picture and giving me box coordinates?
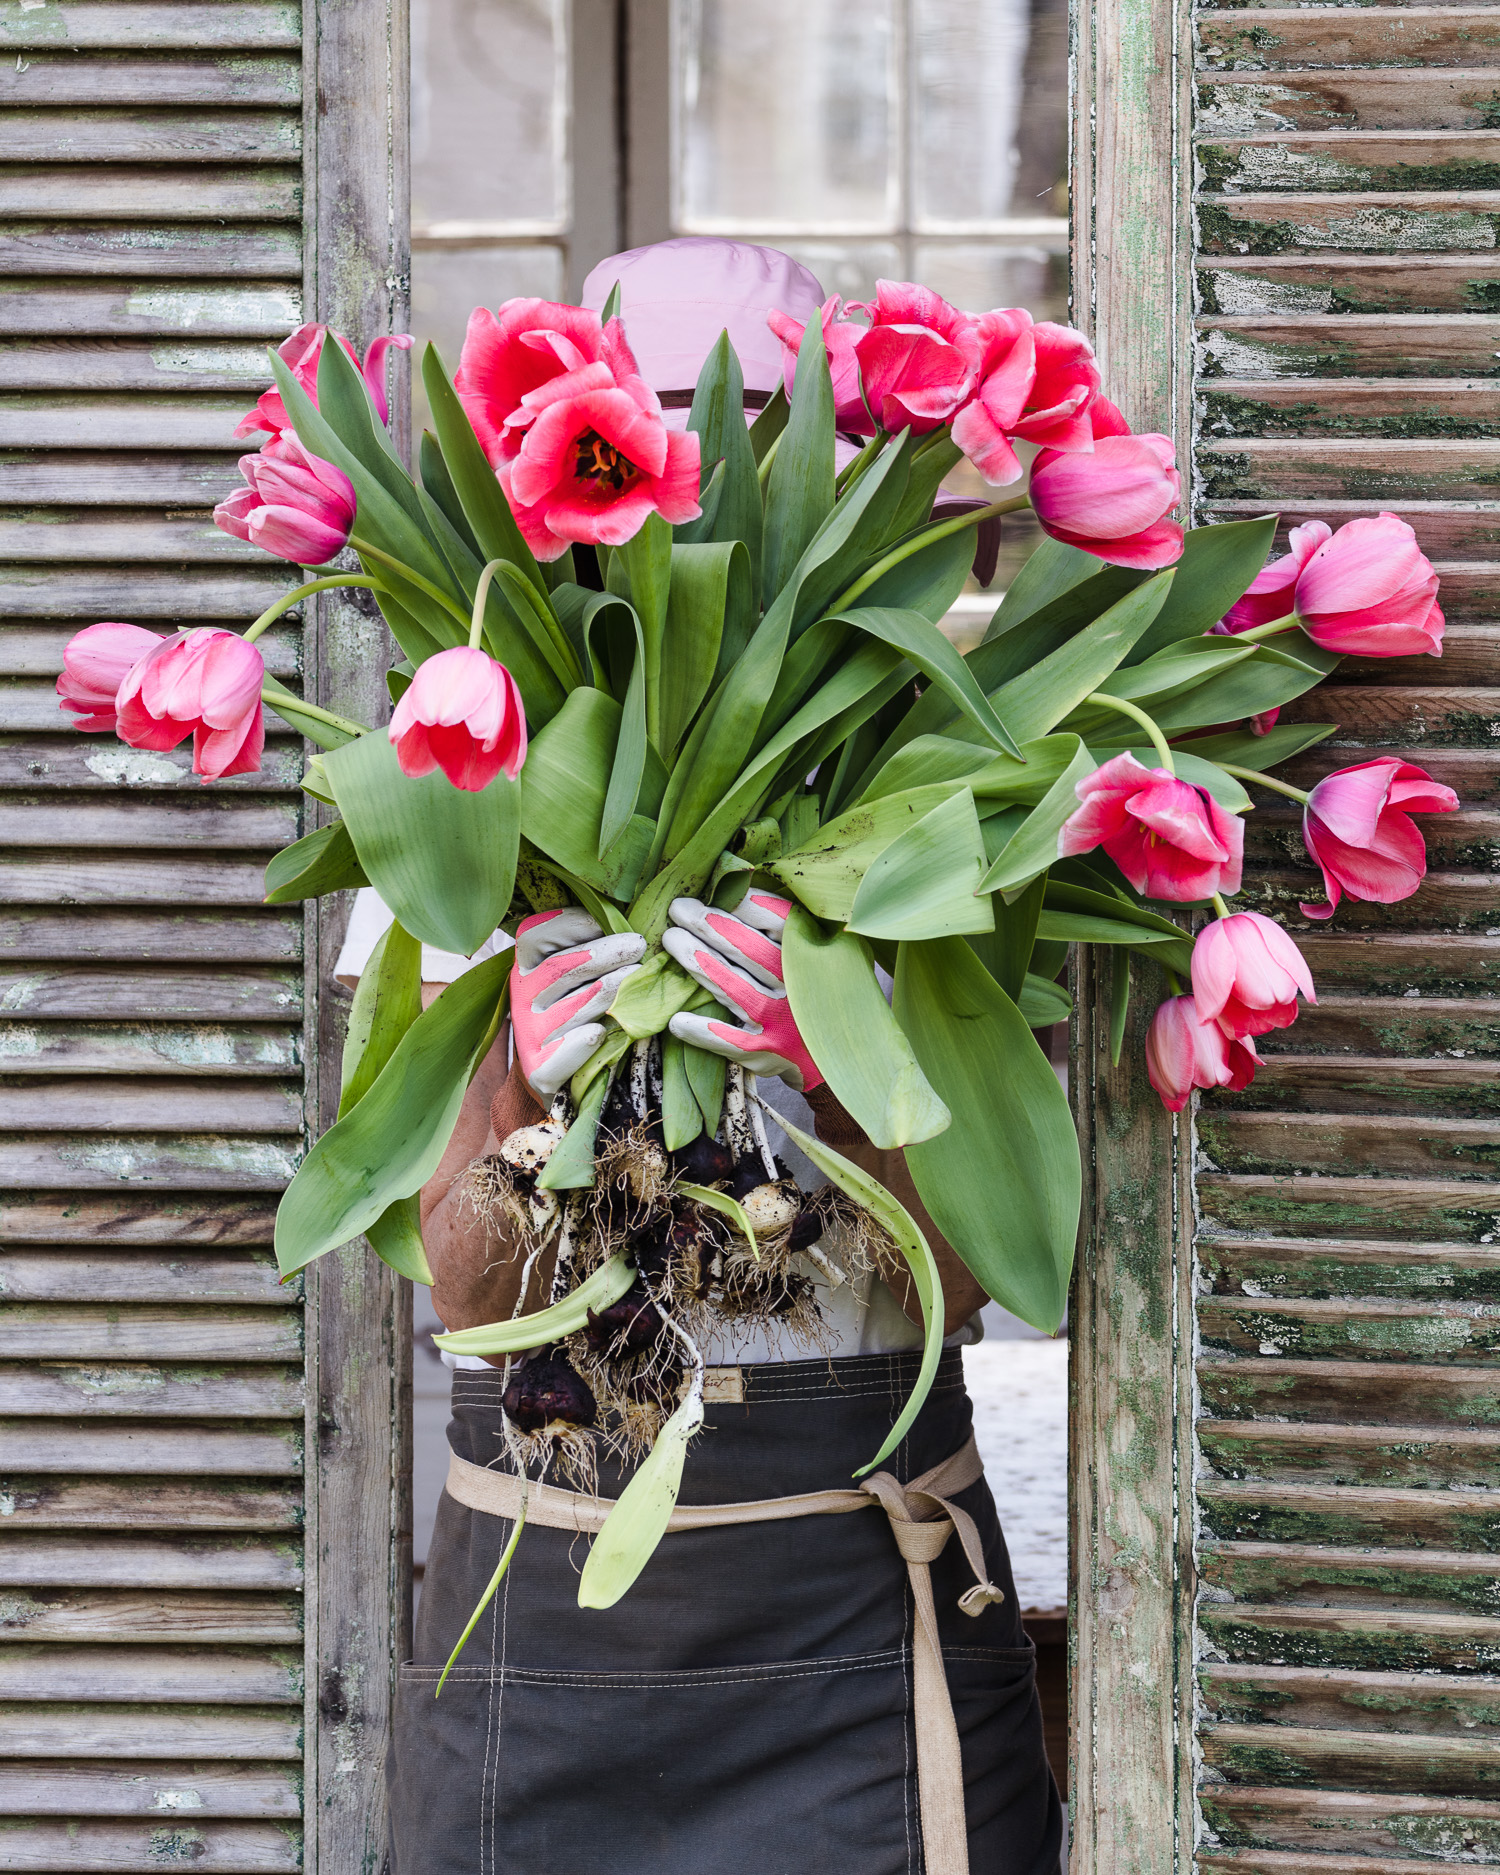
[213,432,356,565]
[236,322,412,440]
[115,628,266,780]
[1191,913,1316,1039]
[1059,752,1244,901]
[1146,993,1261,1113]
[1293,513,1444,658]
[1300,759,1458,920]
[769,295,874,433]
[1028,398,1183,569]
[56,621,164,732]
[388,645,527,792]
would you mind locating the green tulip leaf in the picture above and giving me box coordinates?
[366,1192,435,1285]
[847,791,994,941]
[577,1383,705,1609]
[337,918,422,1118]
[263,818,368,904]
[433,1253,636,1355]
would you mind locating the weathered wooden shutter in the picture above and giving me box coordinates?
[0,1,406,1866]
[1071,0,1500,1869]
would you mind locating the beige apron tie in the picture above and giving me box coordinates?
[445,1432,1006,1875]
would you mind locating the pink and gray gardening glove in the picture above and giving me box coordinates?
[511,909,646,1101]
[663,892,824,1093]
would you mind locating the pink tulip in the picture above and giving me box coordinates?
[1292,512,1444,658]
[1191,912,1315,1039]
[213,432,356,565]
[1216,520,1331,635]
[1029,400,1184,570]
[236,323,412,440]
[500,370,701,558]
[388,645,527,791]
[848,281,981,435]
[768,296,872,433]
[1299,759,1458,920]
[1008,322,1103,450]
[949,308,1036,485]
[56,621,164,731]
[1147,993,1261,1112]
[455,298,640,469]
[1060,751,1244,901]
[115,629,266,780]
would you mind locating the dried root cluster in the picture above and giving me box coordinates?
[456,1055,897,1475]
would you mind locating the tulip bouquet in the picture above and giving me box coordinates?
[58,282,1460,1608]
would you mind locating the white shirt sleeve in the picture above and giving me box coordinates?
[332,886,514,988]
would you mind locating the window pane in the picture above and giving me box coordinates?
[912,0,1069,228]
[410,244,566,430]
[412,0,568,232]
[775,241,902,306]
[914,242,1068,322]
[674,0,897,233]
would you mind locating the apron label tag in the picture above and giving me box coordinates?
[702,1366,745,1403]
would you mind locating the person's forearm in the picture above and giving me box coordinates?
[419,1030,554,1342]
[803,1084,988,1336]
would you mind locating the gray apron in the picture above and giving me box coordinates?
[389,1348,1063,1874]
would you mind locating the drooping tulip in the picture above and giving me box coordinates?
[1028,399,1184,569]
[1292,512,1444,657]
[115,629,266,780]
[1059,751,1244,901]
[848,281,982,435]
[1300,759,1458,920]
[1216,520,1331,635]
[1146,993,1261,1112]
[236,323,412,440]
[213,432,356,565]
[388,645,527,791]
[455,298,640,469]
[500,371,701,558]
[768,296,872,433]
[1191,912,1316,1039]
[56,621,164,731]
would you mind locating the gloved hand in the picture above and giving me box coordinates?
[511,909,646,1102]
[663,892,824,1092]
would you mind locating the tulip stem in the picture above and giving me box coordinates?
[1082,693,1176,774]
[243,575,386,644]
[349,536,471,630]
[1211,892,1232,920]
[1229,614,1301,644]
[260,687,367,738]
[470,558,505,650]
[828,495,1030,614]
[1215,761,1311,805]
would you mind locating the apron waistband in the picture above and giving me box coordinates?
[444,1434,1006,1875]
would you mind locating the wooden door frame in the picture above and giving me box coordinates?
[299,0,412,1862]
[1068,0,1198,1864]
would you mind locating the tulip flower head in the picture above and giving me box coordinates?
[1028,398,1184,570]
[768,295,873,433]
[456,299,641,469]
[236,323,412,441]
[1192,912,1315,1039]
[115,629,266,780]
[1291,512,1444,658]
[388,645,527,792]
[1059,752,1244,901]
[499,364,702,558]
[57,621,164,732]
[1300,759,1458,920]
[1216,520,1331,635]
[214,432,356,565]
[847,281,982,435]
[1146,993,1261,1113]
[951,313,1103,485]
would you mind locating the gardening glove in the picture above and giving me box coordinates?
[511,909,646,1102]
[663,892,824,1093]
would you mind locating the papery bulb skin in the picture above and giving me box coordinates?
[213,431,355,565]
[584,1282,664,1357]
[1191,912,1316,1040]
[1059,751,1244,901]
[501,1349,598,1434]
[56,622,164,731]
[1300,759,1458,920]
[1293,512,1444,658]
[387,645,527,791]
[114,628,266,780]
